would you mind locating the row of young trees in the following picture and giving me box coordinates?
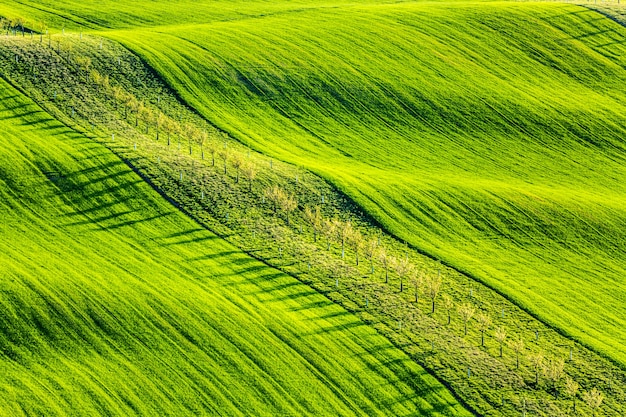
[69,54,268,189]
[267,182,605,413]
[17,33,607,416]
[101,78,606,414]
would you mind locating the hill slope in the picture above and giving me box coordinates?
[0,77,470,416]
[94,1,626,365]
[4,0,625,367]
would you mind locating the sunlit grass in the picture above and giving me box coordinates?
[0,76,470,416]
[95,2,626,365]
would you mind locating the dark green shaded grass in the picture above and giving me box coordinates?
[0,76,470,416]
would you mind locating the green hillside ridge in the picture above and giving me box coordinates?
[2,0,626,413]
[2,30,624,416]
[93,1,626,367]
[9,0,625,366]
[0,76,471,416]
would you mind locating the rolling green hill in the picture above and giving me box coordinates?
[2,0,626,412]
[0,75,471,415]
[9,0,623,366]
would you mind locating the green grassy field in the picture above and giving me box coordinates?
[3,30,626,415]
[2,0,626,413]
[7,0,623,366]
[0,74,473,415]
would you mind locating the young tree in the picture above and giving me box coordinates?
[206,140,217,166]
[426,272,443,313]
[321,218,337,251]
[458,302,475,336]
[218,148,229,174]
[134,100,143,127]
[441,294,454,325]
[393,257,413,293]
[528,351,544,385]
[413,272,423,303]
[76,55,92,82]
[139,105,153,134]
[304,206,322,242]
[364,238,378,273]
[543,357,565,394]
[163,117,174,146]
[143,107,155,135]
[264,185,284,215]
[280,192,297,226]
[582,388,604,416]
[185,124,197,154]
[509,338,525,369]
[156,112,166,141]
[242,162,258,192]
[124,94,136,120]
[337,220,354,259]
[377,246,390,283]
[564,377,579,413]
[198,130,208,160]
[349,228,363,266]
[494,326,507,357]
[476,313,491,347]
[111,85,123,111]
[231,154,243,183]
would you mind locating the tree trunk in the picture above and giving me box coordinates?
[464,322,468,336]
[499,345,503,357]
[481,331,484,347]
[431,300,435,314]
[400,279,403,293]
[447,312,451,325]
[385,266,388,283]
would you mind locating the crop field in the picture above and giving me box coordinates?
[0,76,472,415]
[5,0,624,364]
[1,0,626,415]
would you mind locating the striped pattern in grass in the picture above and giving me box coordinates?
[0,76,470,416]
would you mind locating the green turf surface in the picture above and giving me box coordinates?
[4,30,626,415]
[0,76,471,416]
[3,0,626,368]
[101,1,626,365]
